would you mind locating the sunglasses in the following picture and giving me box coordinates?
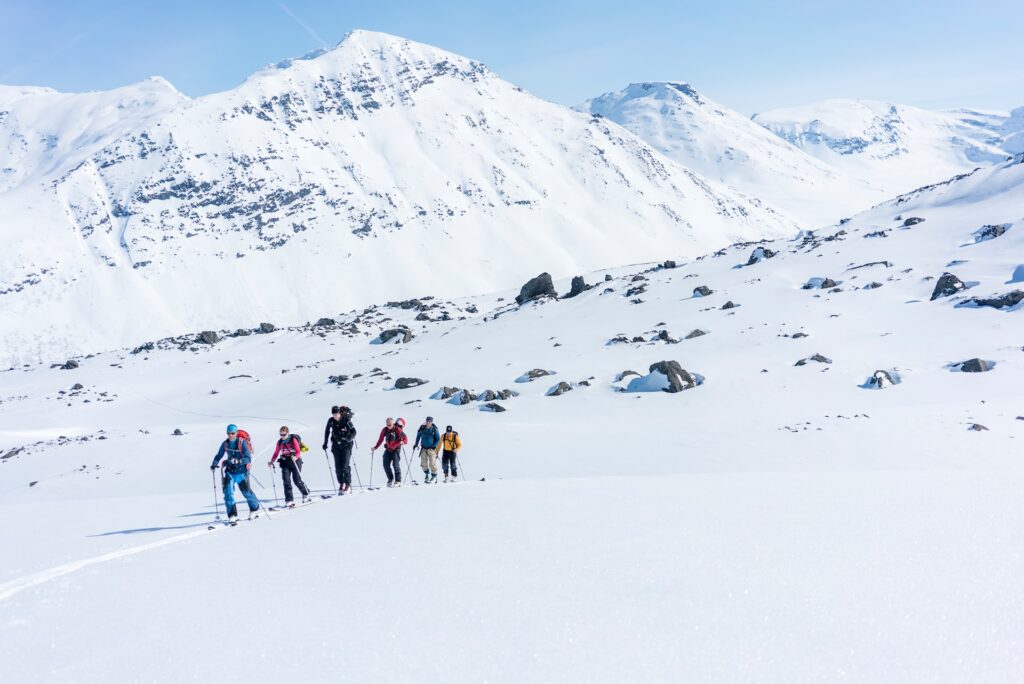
[227,432,237,436]
[280,433,289,437]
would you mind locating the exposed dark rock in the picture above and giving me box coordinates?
[693,285,713,297]
[515,273,556,305]
[172,428,184,436]
[796,353,832,366]
[451,389,477,405]
[71,383,84,391]
[663,260,677,269]
[746,246,777,265]
[395,377,428,390]
[604,274,613,282]
[197,331,221,345]
[863,282,883,289]
[965,290,1024,310]
[803,277,837,290]
[478,389,498,401]
[131,342,155,355]
[232,328,252,337]
[958,358,993,373]
[975,223,1011,242]
[847,261,892,271]
[497,389,519,400]
[61,360,79,370]
[546,381,573,396]
[656,330,679,344]
[258,322,276,333]
[721,301,738,310]
[521,369,553,381]
[866,370,894,389]
[631,336,645,343]
[791,332,809,339]
[902,217,925,227]
[968,423,989,432]
[608,335,631,344]
[616,370,640,382]
[684,329,707,339]
[415,312,431,321]
[328,374,349,386]
[648,361,697,393]
[378,328,413,344]
[481,402,506,413]
[931,272,965,300]
[563,276,592,299]
[314,318,336,327]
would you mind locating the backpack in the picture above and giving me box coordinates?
[291,433,309,453]
[444,430,459,450]
[236,429,253,457]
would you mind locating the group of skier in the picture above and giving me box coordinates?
[209,407,463,522]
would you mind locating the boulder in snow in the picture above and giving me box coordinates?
[684,329,707,339]
[377,328,414,344]
[481,402,506,413]
[930,272,965,300]
[258,322,276,334]
[626,361,701,393]
[546,381,573,397]
[394,377,428,390]
[973,224,1010,243]
[721,300,738,310]
[448,389,478,405]
[861,369,901,389]
[803,277,838,290]
[197,331,220,345]
[497,389,519,400]
[516,368,554,383]
[746,246,777,265]
[955,358,995,373]
[515,273,556,305]
[692,285,713,297]
[902,216,925,227]
[960,290,1024,310]
[562,276,591,299]
[795,353,832,366]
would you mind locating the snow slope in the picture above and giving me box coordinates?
[580,82,881,227]
[0,30,795,366]
[1,151,1022,682]
[754,99,1018,196]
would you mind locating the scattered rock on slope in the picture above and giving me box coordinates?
[863,370,898,389]
[395,377,428,390]
[637,361,700,393]
[258,322,276,333]
[515,273,556,305]
[197,331,221,345]
[684,329,707,339]
[378,328,414,344]
[546,381,573,397]
[795,354,832,366]
[956,358,994,373]
[746,246,777,265]
[902,216,925,227]
[516,368,554,383]
[563,276,591,299]
[931,272,965,300]
[962,290,1024,310]
[693,285,713,297]
[803,277,837,290]
[973,223,1011,243]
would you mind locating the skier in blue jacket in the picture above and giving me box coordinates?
[413,416,442,483]
[210,424,262,521]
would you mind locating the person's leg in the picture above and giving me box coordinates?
[222,473,237,518]
[332,443,344,489]
[237,473,261,512]
[280,460,294,502]
[391,450,402,483]
[451,453,458,478]
[442,451,452,477]
[420,449,430,478]
[428,449,439,478]
[293,458,309,497]
[341,443,353,489]
[383,451,395,483]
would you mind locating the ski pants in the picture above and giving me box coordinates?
[278,457,309,502]
[332,441,352,488]
[442,450,458,477]
[223,471,260,517]
[383,448,402,483]
[420,447,439,474]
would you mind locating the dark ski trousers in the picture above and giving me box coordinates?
[279,457,309,502]
[383,448,402,483]
[332,441,352,488]
[442,450,458,477]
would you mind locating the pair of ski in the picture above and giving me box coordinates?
[208,510,264,530]
[268,497,318,512]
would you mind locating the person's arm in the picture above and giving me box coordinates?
[270,440,282,465]
[241,440,252,470]
[455,434,462,451]
[413,427,422,449]
[373,428,386,450]
[401,431,409,446]
[323,419,332,450]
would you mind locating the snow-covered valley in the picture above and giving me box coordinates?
[2,143,1022,680]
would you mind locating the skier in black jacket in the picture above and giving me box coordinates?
[323,405,356,494]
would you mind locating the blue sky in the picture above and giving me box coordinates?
[2,0,1021,114]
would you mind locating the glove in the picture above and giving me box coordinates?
[210,464,218,471]
[246,463,251,471]
[267,461,273,468]
[322,444,328,451]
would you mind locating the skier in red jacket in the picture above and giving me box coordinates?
[372,417,408,487]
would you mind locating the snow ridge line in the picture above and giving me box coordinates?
[0,528,211,602]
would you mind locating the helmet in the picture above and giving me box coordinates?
[396,418,406,428]
[226,424,238,434]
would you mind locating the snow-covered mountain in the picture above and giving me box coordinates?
[754,99,1019,195]
[0,31,796,366]
[579,82,882,227]
[2,141,1022,681]
[0,78,187,193]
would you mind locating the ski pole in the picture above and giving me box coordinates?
[402,446,415,484]
[352,450,364,491]
[323,447,338,493]
[250,470,267,490]
[457,454,466,482]
[368,448,375,490]
[211,469,222,521]
[270,463,279,505]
